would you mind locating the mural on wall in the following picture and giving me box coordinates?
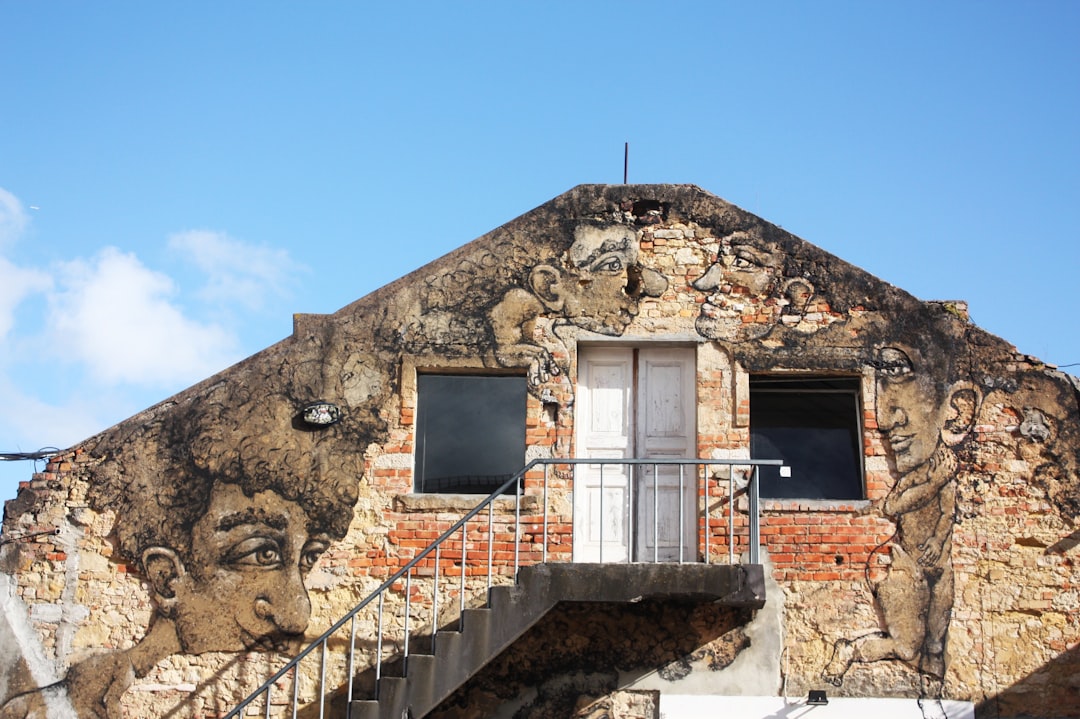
[692,229,838,343]
[819,310,1080,714]
[822,328,978,712]
[404,220,667,394]
[488,222,667,386]
[4,185,1080,718]
[1,213,671,718]
[1,368,372,718]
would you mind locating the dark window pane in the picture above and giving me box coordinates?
[415,374,527,494]
[750,378,863,500]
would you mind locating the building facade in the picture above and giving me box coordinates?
[2,184,1078,718]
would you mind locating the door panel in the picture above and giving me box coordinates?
[574,349,633,562]
[636,349,697,561]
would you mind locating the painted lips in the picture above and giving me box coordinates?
[885,432,914,455]
[242,629,299,653]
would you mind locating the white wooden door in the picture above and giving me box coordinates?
[635,348,697,561]
[574,347,696,562]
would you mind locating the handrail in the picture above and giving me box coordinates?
[223,456,783,719]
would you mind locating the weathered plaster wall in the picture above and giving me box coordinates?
[2,185,1078,718]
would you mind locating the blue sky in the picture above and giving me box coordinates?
[2,1,1078,500]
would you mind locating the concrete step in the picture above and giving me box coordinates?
[374,676,407,719]
[348,698,378,719]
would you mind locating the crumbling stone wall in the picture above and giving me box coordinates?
[429,600,749,719]
[2,184,1078,718]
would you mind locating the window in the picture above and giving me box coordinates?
[414,373,527,494]
[750,376,863,500]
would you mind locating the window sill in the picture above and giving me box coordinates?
[395,493,542,513]
[761,498,872,513]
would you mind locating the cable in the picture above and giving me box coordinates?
[0,447,61,462]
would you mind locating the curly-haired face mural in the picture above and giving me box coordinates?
[2,379,364,719]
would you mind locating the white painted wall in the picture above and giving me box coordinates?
[659,695,975,719]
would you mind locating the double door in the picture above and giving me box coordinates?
[573,347,697,562]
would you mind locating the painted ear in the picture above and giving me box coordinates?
[942,381,980,446]
[141,547,185,615]
[528,264,564,311]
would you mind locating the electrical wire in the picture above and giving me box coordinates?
[0,448,61,461]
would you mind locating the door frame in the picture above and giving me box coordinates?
[572,344,698,562]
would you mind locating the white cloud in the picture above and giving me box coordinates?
[0,252,52,343]
[0,187,51,341]
[0,375,132,499]
[0,378,107,452]
[0,187,29,250]
[168,229,301,310]
[47,247,241,386]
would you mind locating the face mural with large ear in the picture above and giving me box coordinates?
[528,264,565,312]
[141,547,185,617]
[941,380,980,447]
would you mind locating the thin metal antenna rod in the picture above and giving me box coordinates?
[624,142,629,184]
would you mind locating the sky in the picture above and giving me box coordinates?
[1,1,1078,501]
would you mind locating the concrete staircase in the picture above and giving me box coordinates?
[349,562,766,719]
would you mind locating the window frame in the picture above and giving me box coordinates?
[412,370,529,495]
[749,375,865,501]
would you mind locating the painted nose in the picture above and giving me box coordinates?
[877,403,907,431]
[256,578,312,636]
[639,267,668,298]
[692,263,725,292]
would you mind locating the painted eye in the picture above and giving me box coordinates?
[300,541,329,571]
[880,363,911,377]
[228,538,284,568]
[872,348,914,380]
[593,256,624,273]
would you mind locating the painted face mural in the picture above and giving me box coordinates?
[16,381,367,719]
[488,223,667,387]
[824,335,979,714]
[560,224,667,336]
[693,233,785,342]
[157,483,330,653]
[692,232,822,343]
[872,346,955,475]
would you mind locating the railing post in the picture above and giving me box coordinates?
[403,571,412,673]
[678,464,685,564]
[318,638,327,719]
[542,463,549,563]
[346,614,357,717]
[376,592,384,699]
[625,461,633,565]
[750,465,761,564]
[729,466,735,565]
[652,463,659,564]
[514,474,521,579]
[487,502,494,593]
[458,522,466,631]
[598,463,604,564]
[432,544,441,655]
[703,464,709,565]
[292,663,300,719]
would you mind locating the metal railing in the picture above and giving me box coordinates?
[223,457,781,719]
